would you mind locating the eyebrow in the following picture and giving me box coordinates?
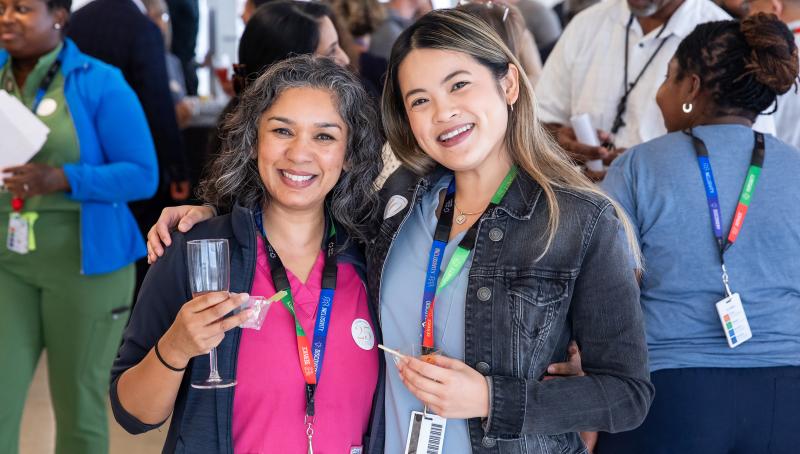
[267,116,342,130]
[403,70,472,101]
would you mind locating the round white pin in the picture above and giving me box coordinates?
[36,98,58,117]
[351,319,375,350]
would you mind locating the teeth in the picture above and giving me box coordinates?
[281,171,314,182]
[438,124,473,141]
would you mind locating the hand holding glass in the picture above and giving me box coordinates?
[187,239,237,389]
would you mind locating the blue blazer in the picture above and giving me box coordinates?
[0,39,159,275]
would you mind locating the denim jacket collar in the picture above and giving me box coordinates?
[406,165,544,222]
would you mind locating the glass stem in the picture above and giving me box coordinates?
[208,347,222,382]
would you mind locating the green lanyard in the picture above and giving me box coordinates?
[420,166,518,353]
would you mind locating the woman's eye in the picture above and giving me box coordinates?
[316,133,335,141]
[273,128,292,136]
[452,81,469,91]
[411,98,428,107]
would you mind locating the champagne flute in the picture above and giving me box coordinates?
[187,239,237,389]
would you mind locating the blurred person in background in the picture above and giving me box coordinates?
[143,0,194,129]
[166,0,199,95]
[535,0,777,180]
[508,0,563,60]
[331,0,389,94]
[368,0,430,59]
[0,0,158,452]
[68,0,191,295]
[745,0,800,148]
[599,14,800,453]
[457,1,544,85]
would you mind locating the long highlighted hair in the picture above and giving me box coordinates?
[381,9,641,267]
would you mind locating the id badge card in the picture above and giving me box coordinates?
[405,411,446,454]
[715,293,752,348]
[7,212,29,254]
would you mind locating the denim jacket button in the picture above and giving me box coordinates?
[488,228,503,242]
[477,287,492,301]
[482,436,497,448]
[476,361,491,375]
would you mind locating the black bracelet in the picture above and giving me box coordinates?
[154,339,186,372]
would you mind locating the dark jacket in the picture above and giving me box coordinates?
[110,205,384,453]
[69,0,187,184]
[366,167,654,453]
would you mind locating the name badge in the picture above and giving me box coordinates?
[715,293,752,348]
[405,411,446,454]
[7,212,29,254]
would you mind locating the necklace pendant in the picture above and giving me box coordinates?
[455,213,467,225]
[307,434,314,454]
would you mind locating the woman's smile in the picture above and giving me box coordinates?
[436,123,475,147]
[278,169,318,188]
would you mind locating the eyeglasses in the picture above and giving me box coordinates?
[458,0,510,22]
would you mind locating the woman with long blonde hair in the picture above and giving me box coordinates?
[143,9,652,454]
[372,9,650,453]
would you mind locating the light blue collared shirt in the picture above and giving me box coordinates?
[380,173,474,452]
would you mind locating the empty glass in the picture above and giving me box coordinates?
[187,239,237,389]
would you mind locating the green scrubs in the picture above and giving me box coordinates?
[0,44,134,454]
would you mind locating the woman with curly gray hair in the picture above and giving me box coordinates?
[109,55,384,453]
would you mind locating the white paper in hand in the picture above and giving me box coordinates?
[570,113,604,172]
[0,90,50,183]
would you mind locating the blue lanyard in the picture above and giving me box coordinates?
[254,208,338,417]
[688,130,765,258]
[420,166,518,354]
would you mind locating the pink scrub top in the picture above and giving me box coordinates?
[232,236,379,454]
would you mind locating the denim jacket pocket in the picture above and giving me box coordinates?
[507,272,570,339]
[506,271,572,375]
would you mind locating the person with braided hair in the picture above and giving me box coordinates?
[745,0,800,149]
[599,13,800,454]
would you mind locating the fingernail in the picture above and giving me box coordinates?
[547,365,555,373]
[179,222,188,231]
[240,293,250,302]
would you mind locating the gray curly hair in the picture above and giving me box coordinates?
[197,55,383,243]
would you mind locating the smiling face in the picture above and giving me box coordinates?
[0,0,65,60]
[257,87,348,214]
[398,48,518,173]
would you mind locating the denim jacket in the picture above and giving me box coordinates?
[366,167,654,454]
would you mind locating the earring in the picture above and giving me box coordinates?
[682,103,693,113]
[53,23,63,30]
[509,103,514,112]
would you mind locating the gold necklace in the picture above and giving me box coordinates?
[454,201,484,225]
